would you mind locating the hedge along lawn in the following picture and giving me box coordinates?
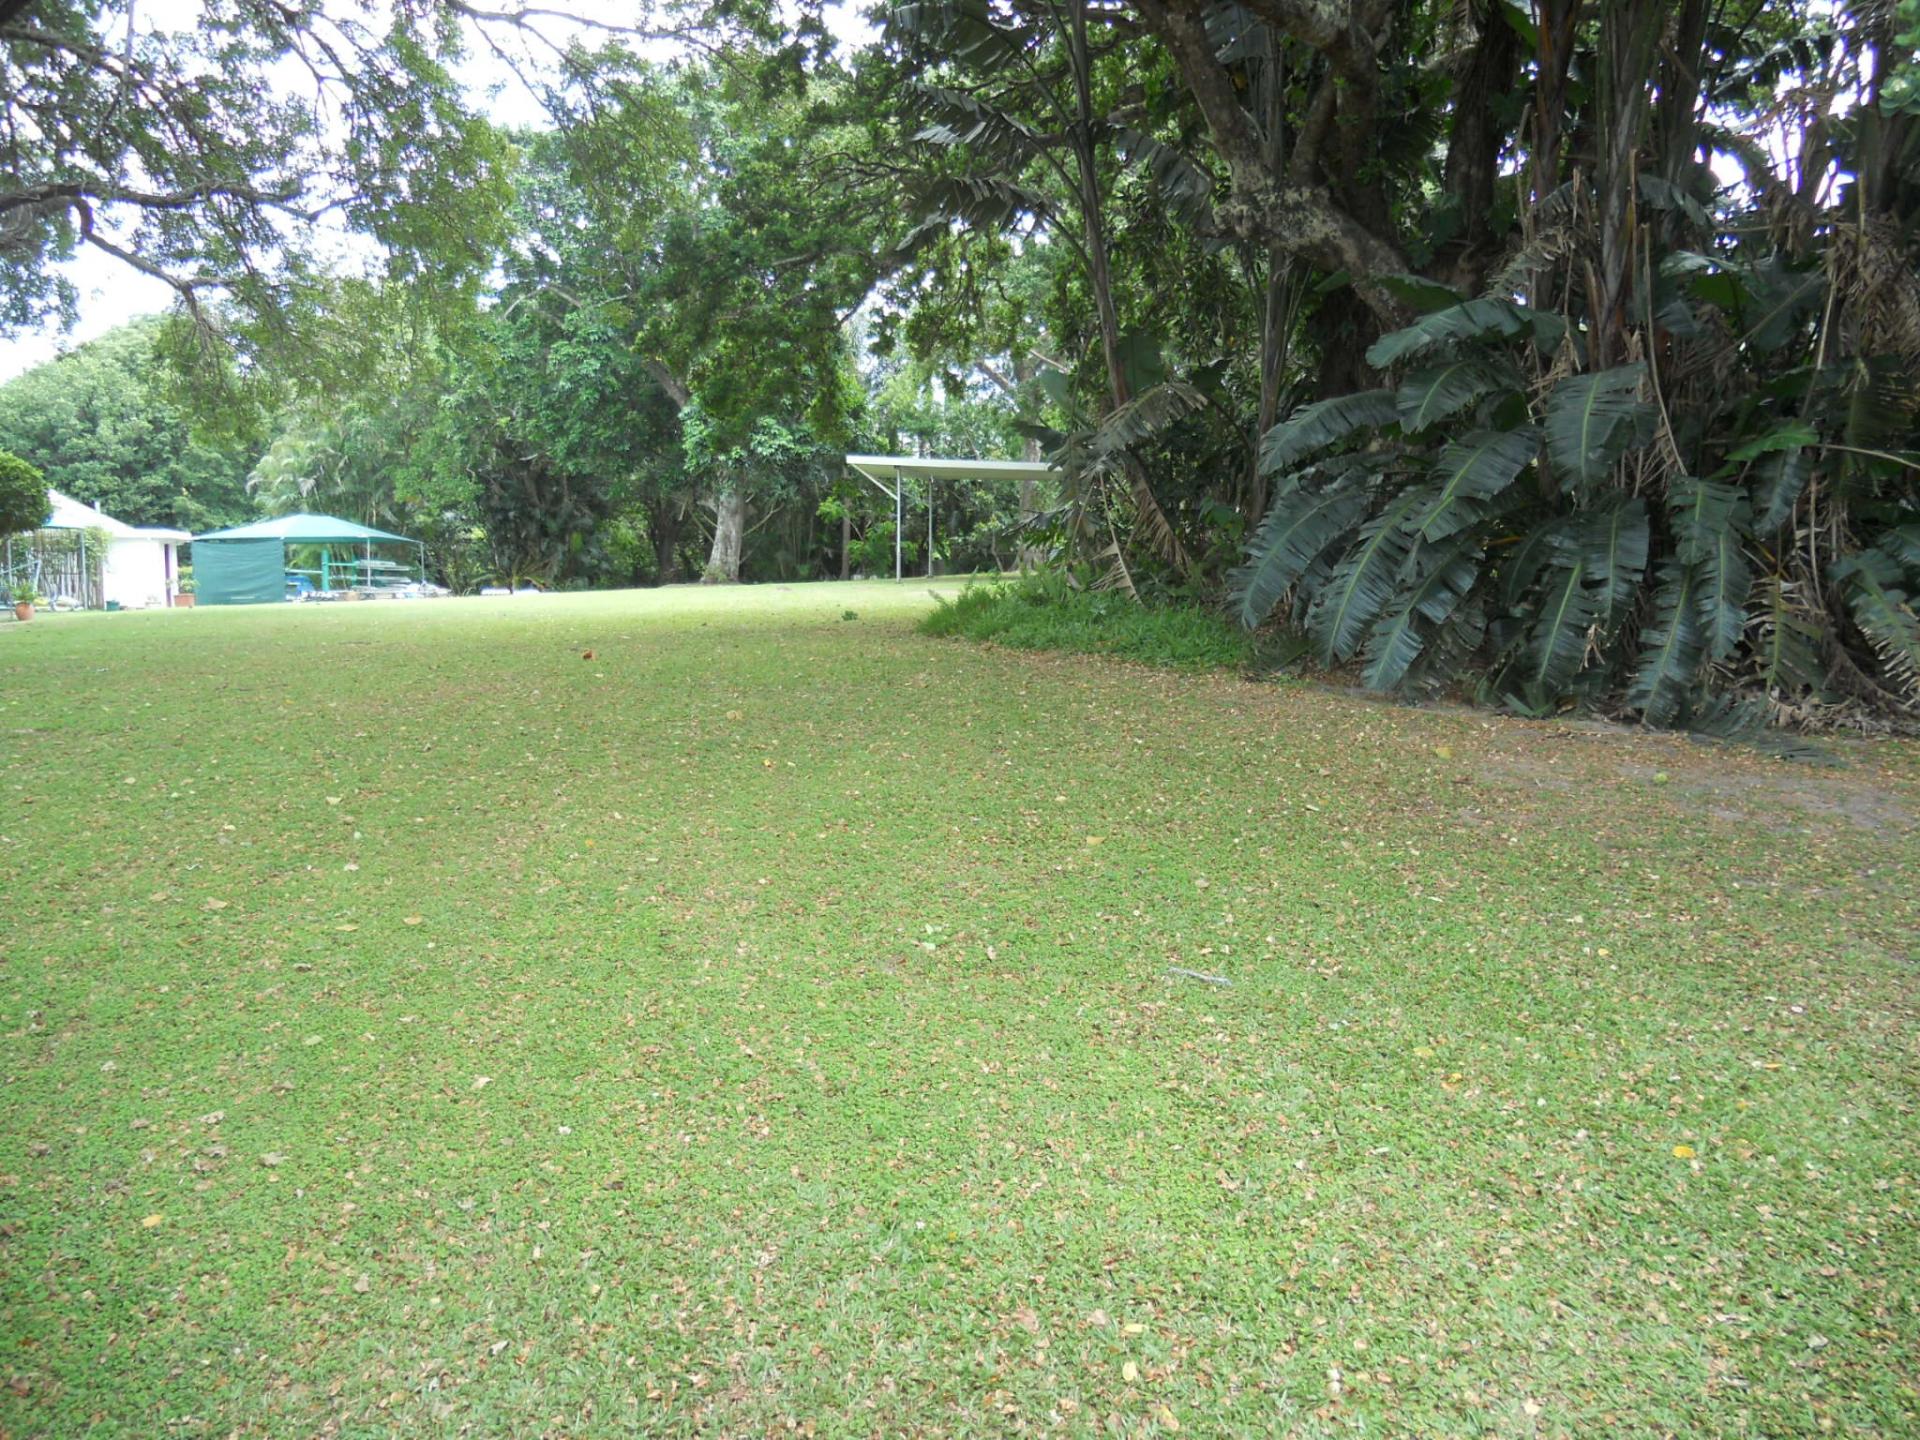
[2,582,1917,1439]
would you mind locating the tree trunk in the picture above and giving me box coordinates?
[648,500,683,585]
[705,492,746,583]
[1068,6,1130,412]
[839,507,851,580]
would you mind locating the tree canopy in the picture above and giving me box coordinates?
[2,0,1916,727]
[0,317,252,528]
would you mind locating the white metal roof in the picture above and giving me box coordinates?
[44,489,137,534]
[845,454,1056,487]
[41,489,190,542]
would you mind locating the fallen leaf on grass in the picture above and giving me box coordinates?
[260,1153,287,1167]
[204,899,230,911]
[1672,1144,1696,1159]
[403,915,423,926]
[141,1214,164,1228]
[353,1275,371,1294]
[1122,1360,1138,1383]
[471,1077,492,1091]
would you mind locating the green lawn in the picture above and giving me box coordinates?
[3,581,1917,1438]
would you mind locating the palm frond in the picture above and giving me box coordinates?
[1667,475,1744,565]
[1751,447,1811,532]
[1696,521,1754,662]
[1517,550,1600,698]
[1087,382,1208,461]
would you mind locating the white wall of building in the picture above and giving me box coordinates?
[102,538,177,609]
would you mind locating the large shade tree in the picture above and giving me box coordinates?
[0,317,254,528]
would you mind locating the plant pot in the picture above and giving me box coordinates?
[175,593,195,608]
[13,602,32,622]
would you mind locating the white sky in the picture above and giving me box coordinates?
[0,1,878,382]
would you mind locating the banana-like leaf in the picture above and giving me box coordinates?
[911,85,1048,165]
[897,176,1051,254]
[1231,482,1372,629]
[1696,521,1754,662]
[1577,499,1651,628]
[1087,382,1207,461]
[1727,419,1820,463]
[1667,475,1744,565]
[1629,561,1705,725]
[1258,389,1397,475]
[1395,357,1519,434]
[1882,525,1920,569]
[886,0,1027,67]
[1409,427,1538,541]
[1498,517,1565,610]
[1405,594,1488,694]
[1519,555,1599,696]
[1308,489,1427,662]
[1751,448,1810,532]
[1360,536,1483,691]
[1365,298,1567,369]
[1375,273,1467,315]
[1752,576,1825,694]
[1115,127,1217,231]
[1835,545,1920,698]
[1545,365,1655,486]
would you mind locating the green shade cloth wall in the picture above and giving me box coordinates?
[194,538,286,605]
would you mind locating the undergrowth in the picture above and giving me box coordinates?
[921,575,1253,670]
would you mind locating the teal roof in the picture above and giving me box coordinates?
[194,513,416,545]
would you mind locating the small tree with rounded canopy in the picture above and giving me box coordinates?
[0,451,49,537]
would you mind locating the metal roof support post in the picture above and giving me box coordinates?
[926,478,934,578]
[894,466,903,581]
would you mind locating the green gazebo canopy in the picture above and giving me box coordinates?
[195,513,415,545]
[191,513,421,605]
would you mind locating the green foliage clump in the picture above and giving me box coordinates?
[922,575,1252,670]
[0,450,49,536]
[0,320,254,530]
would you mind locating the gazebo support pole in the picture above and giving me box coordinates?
[321,545,330,592]
[894,466,903,581]
[926,479,934,579]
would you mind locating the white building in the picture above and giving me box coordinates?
[37,490,191,609]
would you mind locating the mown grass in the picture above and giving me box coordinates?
[2,579,1917,1438]
[921,577,1254,670]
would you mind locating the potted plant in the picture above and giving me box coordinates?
[175,572,196,609]
[11,583,42,622]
